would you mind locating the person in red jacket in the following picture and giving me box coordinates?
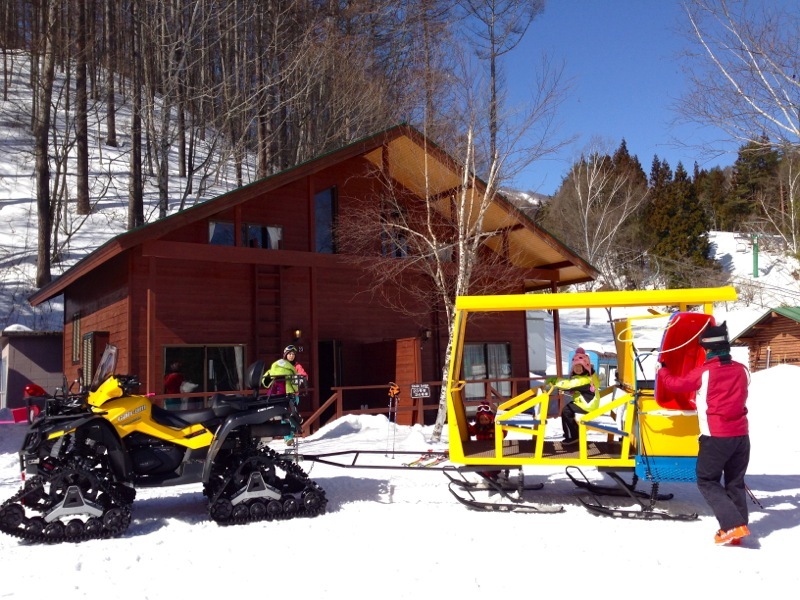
[468,402,507,482]
[657,321,751,545]
[468,403,497,440]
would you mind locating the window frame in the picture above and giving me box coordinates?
[463,342,512,400]
[209,220,283,250]
[314,187,337,253]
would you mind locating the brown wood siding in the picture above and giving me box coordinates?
[129,256,255,392]
[63,254,130,383]
[52,138,547,423]
[241,180,312,252]
[745,314,800,370]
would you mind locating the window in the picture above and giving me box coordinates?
[162,346,244,408]
[163,345,245,402]
[244,224,282,249]
[463,343,512,400]
[81,331,110,385]
[315,187,336,253]
[209,221,235,246]
[209,221,283,249]
[71,312,81,364]
[380,211,409,258]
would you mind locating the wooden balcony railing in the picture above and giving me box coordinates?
[150,376,560,437]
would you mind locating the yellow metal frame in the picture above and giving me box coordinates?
[446,286,737,468]
[494,386,551,459]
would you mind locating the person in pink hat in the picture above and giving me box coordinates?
[550,347,601,446]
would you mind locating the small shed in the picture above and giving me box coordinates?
[730,307,800,371]
[0,327,63,410]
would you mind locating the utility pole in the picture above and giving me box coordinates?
[752,234,759,278]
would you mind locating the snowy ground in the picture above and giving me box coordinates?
[1,349,798,599]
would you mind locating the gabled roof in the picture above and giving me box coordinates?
[731,307,800,342]
[29,124,598,306]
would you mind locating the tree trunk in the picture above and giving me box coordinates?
[104,0,117,147]
[128,0,143,230]
[34,0,59,288]
[75,0,90,215]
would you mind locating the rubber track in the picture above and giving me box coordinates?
[0,471,132,544]
[206,447,327,526]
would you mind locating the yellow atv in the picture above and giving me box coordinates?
[0,345,326,544]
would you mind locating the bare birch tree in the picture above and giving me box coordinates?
[679,0,800,252]
[339,44,568,441]
[128,0,144,230]
[541,140,650,293]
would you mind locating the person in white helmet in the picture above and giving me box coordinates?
[262,344,308,396]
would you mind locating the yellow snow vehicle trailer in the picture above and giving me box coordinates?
[445,286,738,517]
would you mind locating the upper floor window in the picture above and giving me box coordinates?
[209,221,282,249]
[244,224,282,249]
[380,211,409,258]
[381,230,408,258]
[209,221,235,246]
[315,187,336,253]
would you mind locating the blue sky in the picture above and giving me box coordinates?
[505,1,739,195]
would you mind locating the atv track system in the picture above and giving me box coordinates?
[0,458,133,544]
[205,447,326,525]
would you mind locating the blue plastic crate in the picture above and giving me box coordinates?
[635,455,697,483]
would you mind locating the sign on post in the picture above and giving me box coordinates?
[410,383,431,398]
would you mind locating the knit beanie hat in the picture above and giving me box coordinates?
[572,347,592,372]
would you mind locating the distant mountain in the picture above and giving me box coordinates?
[500,188,549,220]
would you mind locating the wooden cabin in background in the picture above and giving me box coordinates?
[28,124,598,430]
[731,307,800,371]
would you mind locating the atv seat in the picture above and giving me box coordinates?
[208,392,292,416]
[151,403,216,428]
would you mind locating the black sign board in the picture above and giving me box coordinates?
[410,383,431,398]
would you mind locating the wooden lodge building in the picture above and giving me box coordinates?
[28,124,598,430]
[731,306,800,371]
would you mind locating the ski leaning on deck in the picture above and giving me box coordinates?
[444,468,563,513]
[402,451,450,468]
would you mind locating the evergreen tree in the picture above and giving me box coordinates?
[650,163,713,287]
[694,165,730,231]
[643,155,673,254]
[726,139,780,231]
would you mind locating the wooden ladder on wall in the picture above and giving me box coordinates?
[254,265,282,362]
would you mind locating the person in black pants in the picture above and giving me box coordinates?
[657,321,751,545]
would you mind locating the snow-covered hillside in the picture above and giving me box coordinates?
[2,52,800,333]
[0,53,247,331]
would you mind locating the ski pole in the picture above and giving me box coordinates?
[745,484,763,508]
[386,382,399,457]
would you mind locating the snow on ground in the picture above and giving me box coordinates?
[0,361,798,599]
